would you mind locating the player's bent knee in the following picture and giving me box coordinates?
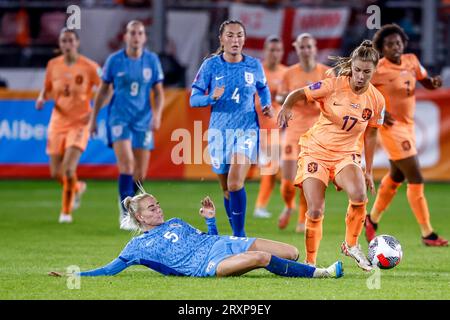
[228,181,244,192]
[63,168,76,178]
[349,191,367,204]
[285,246,299,261]
[307,208,324,219]
[253,251,271,266]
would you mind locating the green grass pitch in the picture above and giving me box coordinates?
[0,180,449,300]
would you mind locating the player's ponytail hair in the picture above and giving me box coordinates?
[121,182,153,234]
[207,19,246,59]
[327,40,379,77]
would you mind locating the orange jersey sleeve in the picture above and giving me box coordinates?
[371,54,426,124]
[46,55,101,132]
[301,76,385,159]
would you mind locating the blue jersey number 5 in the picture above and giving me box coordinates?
[164,231,179,243]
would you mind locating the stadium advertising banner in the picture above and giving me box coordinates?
[1,89,450,181]
[229,4,350,65]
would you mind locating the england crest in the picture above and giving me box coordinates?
[143,68,152,81]
[244,72,254,84]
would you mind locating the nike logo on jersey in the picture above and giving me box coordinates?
[117,72,125,77]
[215,76,224,80]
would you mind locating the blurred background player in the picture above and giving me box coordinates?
[89,20,165,229]
[276,33,330,233]
[49,192,343,279]
[365,24,448,246]
[278,40,385,271]
[35,28,101,223]
[190,20,273,237]
[253,35,287,219]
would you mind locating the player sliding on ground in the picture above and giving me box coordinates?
[49,189,343,279]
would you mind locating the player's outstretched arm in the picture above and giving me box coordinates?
[49,258,130,277]
[199,196,218,235]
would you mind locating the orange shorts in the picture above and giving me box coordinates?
[46,126,89,155]
[379,122,416,160]
[294,152,362,189]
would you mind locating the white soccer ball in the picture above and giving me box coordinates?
[367,235,403,269]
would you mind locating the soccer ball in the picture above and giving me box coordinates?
[367,235,403,269]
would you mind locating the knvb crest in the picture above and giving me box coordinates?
[244,72,254,85]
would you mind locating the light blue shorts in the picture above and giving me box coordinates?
[200,235,257,277]
[107,123,154,150]
[208,128,259,174]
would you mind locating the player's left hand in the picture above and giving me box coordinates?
[431,76,442,89]
[364,172,375,196]
[199,196,216,219]
[262,105,273,118]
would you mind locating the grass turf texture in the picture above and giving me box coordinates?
[0,180,449,300]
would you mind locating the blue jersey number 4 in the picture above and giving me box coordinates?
[231,88,240,103]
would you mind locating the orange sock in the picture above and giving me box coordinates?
[345,200,367,247]
[62,175,78,214]
[281,178,296,209]
[305,215,323,265]
[372,174,402,222]
[255,175,276,208]
[406,183,432,230]
[297,190,307,224]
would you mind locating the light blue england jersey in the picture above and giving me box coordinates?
[192,54,271,131]
[118,218,221,276]
[102,49,164,131]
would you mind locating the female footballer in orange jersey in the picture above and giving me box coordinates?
[253,35,287,219]
[365,24,447,246]
[278,40,385,271]
[276,33,330,233]
[36,28,101,223]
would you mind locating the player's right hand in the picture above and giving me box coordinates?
[383,111,395,127]
[35,98,45,110]
[211,86,225,101]
[277,107,293,128]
